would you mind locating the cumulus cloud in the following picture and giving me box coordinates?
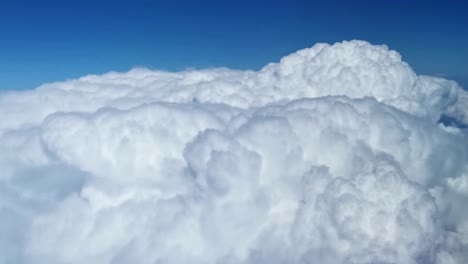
[0,40,467,263]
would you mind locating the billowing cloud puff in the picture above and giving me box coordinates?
[0,40,467,264]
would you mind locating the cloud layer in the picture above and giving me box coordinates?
[1,40,467,263]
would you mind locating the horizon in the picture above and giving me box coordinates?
[1,0,467,90]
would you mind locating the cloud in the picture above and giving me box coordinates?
[0,40,467,263]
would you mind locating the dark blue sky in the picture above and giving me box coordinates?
[1,0,467,90]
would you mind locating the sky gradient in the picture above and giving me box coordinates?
[1,0,467,90]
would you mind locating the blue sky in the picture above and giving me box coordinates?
[1,0,467,90]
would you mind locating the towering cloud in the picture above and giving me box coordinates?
[0,40,467,263]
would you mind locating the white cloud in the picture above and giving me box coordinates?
[0,40,467,263]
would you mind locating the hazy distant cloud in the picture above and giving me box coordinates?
[0,40,467,263]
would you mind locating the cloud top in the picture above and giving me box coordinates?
[0,40,467,264]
